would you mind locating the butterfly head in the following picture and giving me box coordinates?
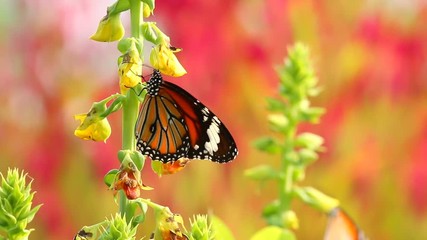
[146,70,164,96]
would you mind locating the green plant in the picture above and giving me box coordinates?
[246,43,341,239]
[73,0,234,239]
[0,168,41,240]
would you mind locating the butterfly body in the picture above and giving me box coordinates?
[135,70,238,163]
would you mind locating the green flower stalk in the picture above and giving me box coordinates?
[247,43,339,239]
[0,168,41,240]
[74,0,235,238]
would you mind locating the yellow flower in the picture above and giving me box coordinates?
[150,43,187,77]
[143,3,153,18]
[90,13,124,42]
[74,113,111,142]
[119,48,142,93]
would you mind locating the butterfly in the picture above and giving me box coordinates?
[324,208,367,240]
[135,69,238,164]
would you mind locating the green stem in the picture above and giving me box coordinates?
[122,91,139,151]
[279,124,297,215]
[139,198,167,212]
[120,0,143,219]
[129,0,142,38]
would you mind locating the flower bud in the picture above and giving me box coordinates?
[294,186,340,213]
[268,113,289,132]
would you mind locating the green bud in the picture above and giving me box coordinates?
[266,97,286,112]
[99,214,137,240]
[141,22,159,44]
[244,165,279,181]
[299,107,325,123]
[292,166,305,182]
[284,150,298,163]
[307,86,322,97]
[188,215,214,240]
[295,132,324,151]
[117,38,133,54]
[282,210,299,230]
[268,114,289,132]
[253,137,281,154]
[262,200,282,226]
[298,149,318,165]
[293,187,340,213]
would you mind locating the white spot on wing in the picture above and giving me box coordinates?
[204,119,221,155]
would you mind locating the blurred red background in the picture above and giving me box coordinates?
[1,0,427,239]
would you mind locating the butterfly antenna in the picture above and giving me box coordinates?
[130,83,147,96]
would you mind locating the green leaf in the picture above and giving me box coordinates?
[117,150,127,163]
[244,165,279,181]
[129,199,148,225]
[253,137,281,154]
[130,150,145,170]
[262,200,282,226]
[210,215,235,240]
[104,169,119,188]
[250,226,296,240]
[266,97,286,112]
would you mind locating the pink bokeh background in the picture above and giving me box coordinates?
[1,0,427,239]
